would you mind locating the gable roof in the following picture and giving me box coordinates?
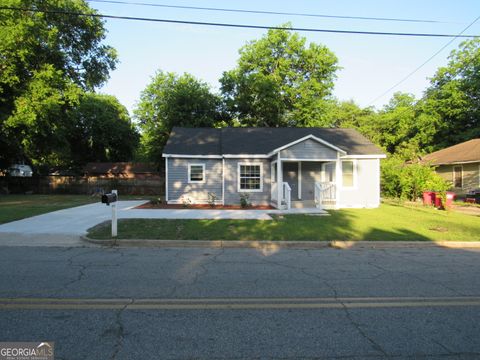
[422,138,480,165]
[163,127,385,157]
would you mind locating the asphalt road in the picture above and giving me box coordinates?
[0,245,479,359]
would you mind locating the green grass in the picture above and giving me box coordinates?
[87,202,480,242]
[0,194,150,224]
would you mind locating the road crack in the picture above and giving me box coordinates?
[110,298,134,360]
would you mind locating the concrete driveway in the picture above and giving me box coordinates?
[0,201,146,246]
[0,201,323,246]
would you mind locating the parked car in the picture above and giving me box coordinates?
[8,164,33,177]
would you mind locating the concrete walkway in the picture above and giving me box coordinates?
[0,201,327,246]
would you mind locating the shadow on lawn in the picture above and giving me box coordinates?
[184,210,433,243]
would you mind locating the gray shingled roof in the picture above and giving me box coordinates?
[163,127,384,156]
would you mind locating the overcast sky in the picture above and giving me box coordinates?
[88,0,480,115]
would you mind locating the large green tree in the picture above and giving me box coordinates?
[220,25,339,127]
[135,71,223,161]
[67,93,139,167]
[0,0,117,168]
[423,38,480,147]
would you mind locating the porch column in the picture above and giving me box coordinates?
[335,153,342,209]
[277,152,282,209]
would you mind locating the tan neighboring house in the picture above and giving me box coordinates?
[422,139,480,194]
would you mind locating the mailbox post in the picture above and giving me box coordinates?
[101,190,118,238]
[111,190,118,237]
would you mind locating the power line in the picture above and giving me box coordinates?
[1,6,479,38]
[86,0,454,25]
[368,14,480,106]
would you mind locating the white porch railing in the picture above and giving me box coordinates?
[271,181,291,209]
[283,182,291,210]
[315,182,336,209]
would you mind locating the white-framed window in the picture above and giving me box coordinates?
[188,163,205,183]
[341,160,356,189]
[453,165,463,188]
[238,163,263,192]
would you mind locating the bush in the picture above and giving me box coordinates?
[239,193,251,208]
[207,192,217,208]
[381,156,450,201]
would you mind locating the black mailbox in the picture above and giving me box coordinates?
[101,193,117,205]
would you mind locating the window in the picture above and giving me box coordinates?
[188,164,205,183]
[453,166,462,188]
[342,161,355,188]
[238,163,263,191]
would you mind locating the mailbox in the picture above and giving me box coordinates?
[101,193,117,205]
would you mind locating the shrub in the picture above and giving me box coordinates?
[181,196,192,208]
[207,192,217,208]
[239,193,251,208]
[381,156,450,201]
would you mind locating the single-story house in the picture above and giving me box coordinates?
[162,127,386,209]
[422,138,480,194]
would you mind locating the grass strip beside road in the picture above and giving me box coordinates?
[87,203,480,242]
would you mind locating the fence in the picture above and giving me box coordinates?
[0,175,164,195]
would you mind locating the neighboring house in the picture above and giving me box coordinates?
[422,139,480,194]
[162,127,385,209]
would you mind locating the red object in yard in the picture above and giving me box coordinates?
[422,191,435,205]
[445,192,455,207]
[434,192,455,209]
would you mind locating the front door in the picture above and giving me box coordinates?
[282,162,299,201]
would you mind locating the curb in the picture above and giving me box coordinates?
[80,236,480,249]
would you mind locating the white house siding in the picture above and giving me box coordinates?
[280,139,337,160]
[338,158,380,208]
[167,158,223,203]
[223,158,271,206]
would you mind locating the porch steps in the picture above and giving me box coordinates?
[291,200,316,209]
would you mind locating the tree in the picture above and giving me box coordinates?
[135,71,223,161]
[424,38,480,148]
[220,25,339,127]
[0,0,117,168]
[3,65,82,167]
[67,93,139,167]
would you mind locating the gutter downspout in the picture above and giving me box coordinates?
[222,157,225,205]
[277,152,282,209]
[336,153,341,209]
[165,156,169,203]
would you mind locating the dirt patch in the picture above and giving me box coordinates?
[135,202,274,210]
[451,205,480,216]
[429,227,448,232]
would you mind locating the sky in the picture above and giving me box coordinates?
[87,0,480,115]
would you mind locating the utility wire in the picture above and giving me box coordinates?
[86,0,454,24]
[1,6,479,38]
[368,15,480,106]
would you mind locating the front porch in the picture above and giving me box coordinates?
[270,159,341,210]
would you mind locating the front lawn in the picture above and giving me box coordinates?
[0,194,150,224]
[87,202,480,242]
